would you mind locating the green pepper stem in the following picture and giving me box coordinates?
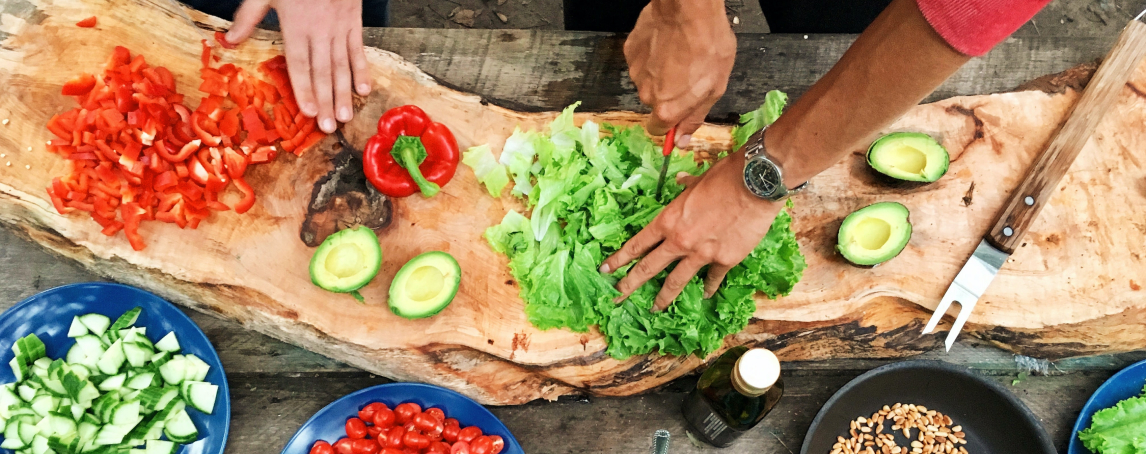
[397,145,440,197]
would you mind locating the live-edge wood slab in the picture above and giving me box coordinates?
[1,0,1144,405]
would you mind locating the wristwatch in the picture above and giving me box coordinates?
[741,127,807,202]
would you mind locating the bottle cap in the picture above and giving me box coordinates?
[731,349,781,397]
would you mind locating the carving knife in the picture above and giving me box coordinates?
[921,14,1146,351]
[654,126,677,199]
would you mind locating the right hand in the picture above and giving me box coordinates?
[623,0,736,148]
[226,0,372,134]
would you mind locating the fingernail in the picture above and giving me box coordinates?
[338,106,352,122]
[224,31,236,42]
[302,104,318,117]
[613,295,625,304]
[678,134,692,148]
[703,290,714,299]
[599,264,611,273]
[320,118,336,133]
[357,83,371,95]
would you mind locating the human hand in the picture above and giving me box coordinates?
[226,0,372,134]
[600,151,782,312]
[624,0,736,148]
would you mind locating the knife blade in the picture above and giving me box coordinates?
[922,15,1146,351]
[654,127,676,199]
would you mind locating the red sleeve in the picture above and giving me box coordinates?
[915,0,1051,56]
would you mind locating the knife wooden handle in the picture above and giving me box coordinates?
[986,20,1146,254]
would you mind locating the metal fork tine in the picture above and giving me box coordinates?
[921,294,954,335]
[945,299,977,352]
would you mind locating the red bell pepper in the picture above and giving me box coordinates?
[362,105,460,198]
[62,73,97,96]
[75,16,97,28]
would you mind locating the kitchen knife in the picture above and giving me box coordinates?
[654,127,677,199]
[922,14,1146,351]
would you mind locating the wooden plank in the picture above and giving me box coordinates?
[363,29,1119,117]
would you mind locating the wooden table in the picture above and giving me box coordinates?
[3,27,1145,453]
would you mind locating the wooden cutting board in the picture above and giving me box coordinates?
[1,0,1144,405]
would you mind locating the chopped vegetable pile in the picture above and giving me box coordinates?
[1079,383,1146,454]
[1,308,219,453]
[475,95,806,360]
[44,41,324,251]
[310,401,504,454]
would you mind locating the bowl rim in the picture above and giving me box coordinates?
[799,359,1054,454]
[279,382,523,454]
[1067,357,1146,454]
[1,281,231,454]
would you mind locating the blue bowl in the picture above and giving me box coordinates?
[0,282,230,454]
[1068,358,1146,454]
[281,383,523,454]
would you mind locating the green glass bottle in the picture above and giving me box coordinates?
[681,346,784,447]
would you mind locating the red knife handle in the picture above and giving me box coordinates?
[662,127,676,157]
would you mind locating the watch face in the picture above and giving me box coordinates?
[744,158,784,200]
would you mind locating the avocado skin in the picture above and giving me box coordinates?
[866,132,950,184]
[836,202,913,267]
[309,226,383,294]
[388,251,462,319]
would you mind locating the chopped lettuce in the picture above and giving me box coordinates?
[482,99,805,360]
[1079,384,1146,454]
[731,90,788,149]
[462,144,510,197]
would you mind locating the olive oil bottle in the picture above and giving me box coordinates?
[681,346,784,447]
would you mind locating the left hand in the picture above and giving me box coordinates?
[600,151,782,312]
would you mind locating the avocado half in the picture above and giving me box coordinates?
[309,226,383,294]
[389,251,461,319]
[837,202,912,266]
[867,132,949,183]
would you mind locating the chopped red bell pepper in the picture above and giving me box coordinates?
[76,16,97,28]
[363,105,460,198]
[62,74,97,96]
[214,31,238,50]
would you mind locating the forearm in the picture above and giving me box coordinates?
[767,0,970,187]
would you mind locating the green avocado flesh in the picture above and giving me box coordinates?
[310,226,383,293]
[389,251,461,319]
[867,132,949,183]
[837,202,912,266]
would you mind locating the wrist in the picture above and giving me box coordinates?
[764,121,814,189]
[650,0,727,22]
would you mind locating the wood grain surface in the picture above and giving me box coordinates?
[1,0,1145,406]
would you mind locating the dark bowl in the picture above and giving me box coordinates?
[801,360,1054,454]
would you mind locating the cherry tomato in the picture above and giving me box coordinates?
[373,408,396,428]
[404,422,418,433]
[414,413,445,437]
[469,436,493,454]
[346,418,369,439]
[351,438,380,454]
[444,418,460,428]
[402,431,431,450]
[384,427,405,449]
[426,441,452,453]
[367,426,384,439]
[310,440,335,454]
[425,407,446,423]
[456,426,482,444]
[488,435,504,454]
[379,449,405,454]
[359,402,388,423]
[394,403,421,425]
[450,441,472,454]
[402,450,419,454]
[442,424,461,443]
[333,438,355,454]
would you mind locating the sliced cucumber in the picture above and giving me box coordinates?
[78,314,111,337]
[123,343,152,370]
[182,355,210,383]
[96,340,125,375]
[109,401,141,426]
[10,356,30,381]
[157,357,185,386]
[124,373,154,391]
[185,383,217,415]
[16,384,36,403]
[93,423,131,446]
[98,374,126,392]
[160,409,196,444]
[30,433,49,454]
[45,412,77,438]
[73,335,106,358]
[67,317,90,338]
[107,308,142,335]
[13,335,47,360]
[153,334,179,354]
[1,420,26,449]
[145,439,176,454]
[29,395,58,418]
